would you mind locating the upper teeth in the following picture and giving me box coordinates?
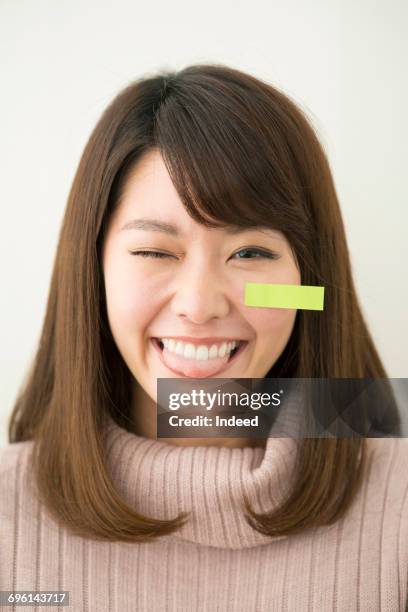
[160,338,239,361]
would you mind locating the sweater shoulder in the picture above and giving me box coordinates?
[0,440,35,480]
[366,436,408,483]
[369,437,408,597]
[366,435,408,470]
[364,436,408,521]
[0,441,38,528]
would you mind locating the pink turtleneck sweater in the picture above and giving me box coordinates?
[0,413,407,611]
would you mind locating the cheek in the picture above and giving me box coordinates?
[104,266,154,332]
[246,307,297,339]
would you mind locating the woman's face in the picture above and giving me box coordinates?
[102,149,301,404]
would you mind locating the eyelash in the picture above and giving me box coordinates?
[129,248,279,261]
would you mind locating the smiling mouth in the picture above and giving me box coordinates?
[158,339,242,357]
[154,339,246,360]
[150,338,249,377]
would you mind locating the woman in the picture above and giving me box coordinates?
[1,63,407,611]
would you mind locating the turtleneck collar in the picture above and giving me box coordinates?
[101,395,301,550]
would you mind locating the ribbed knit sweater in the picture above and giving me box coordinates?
[1,413,408,611]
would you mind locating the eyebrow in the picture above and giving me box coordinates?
[119,218,272,237]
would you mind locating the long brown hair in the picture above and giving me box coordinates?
[8,63,400,542]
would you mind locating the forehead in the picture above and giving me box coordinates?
[114,150,286,242]
[120,150,175,200]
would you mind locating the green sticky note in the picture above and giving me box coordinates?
[244,283,325,310]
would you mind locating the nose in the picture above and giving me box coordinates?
[171,262,231,324]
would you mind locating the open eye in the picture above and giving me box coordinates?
[232,248,280,260]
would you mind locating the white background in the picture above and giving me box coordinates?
[1,0,407,447]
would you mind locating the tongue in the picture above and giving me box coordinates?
[161,346,230,377]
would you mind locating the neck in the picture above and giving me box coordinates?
[131,381,267,449]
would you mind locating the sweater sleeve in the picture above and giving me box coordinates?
[398,439,408,610]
